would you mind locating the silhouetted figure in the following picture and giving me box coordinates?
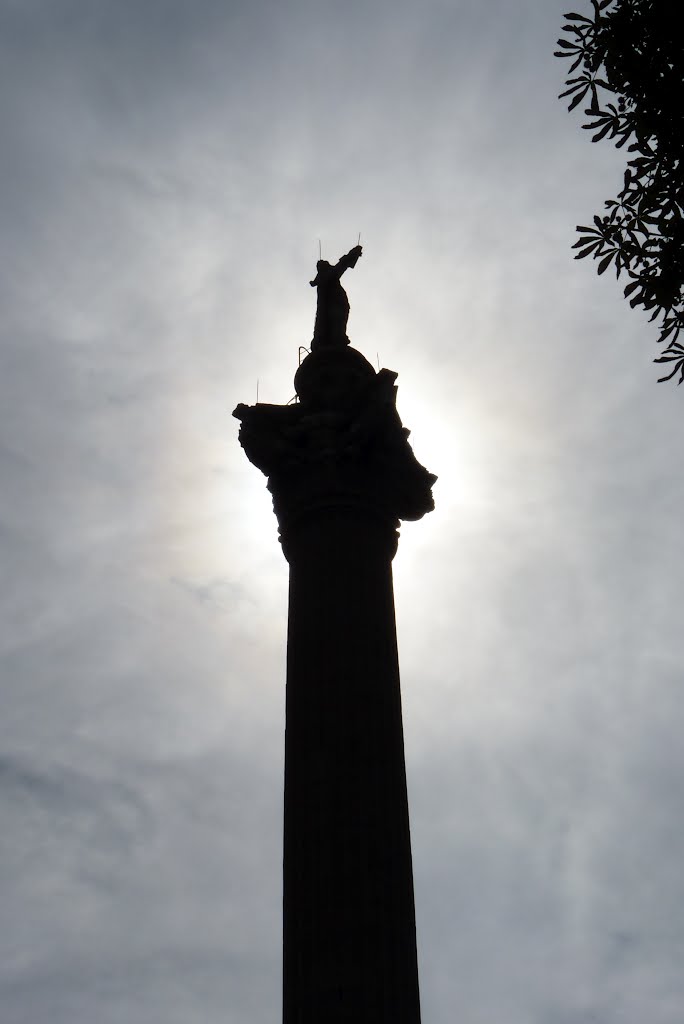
[310,244,362,349]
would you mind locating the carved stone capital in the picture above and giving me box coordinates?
[234,348,436,559]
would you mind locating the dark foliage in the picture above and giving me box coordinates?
[556,0,684,382]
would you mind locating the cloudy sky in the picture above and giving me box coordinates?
[1,1,683,1021]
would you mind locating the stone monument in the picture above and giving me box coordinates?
[234,246,435,1023]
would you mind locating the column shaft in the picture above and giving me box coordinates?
[282,510,421,1024]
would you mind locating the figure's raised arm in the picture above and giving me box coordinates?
[334,245,363,279]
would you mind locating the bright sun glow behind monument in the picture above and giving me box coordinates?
[396,391,491,522]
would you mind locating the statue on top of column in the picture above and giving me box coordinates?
[310,244,362,350]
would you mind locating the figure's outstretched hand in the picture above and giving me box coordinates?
[342,245,362,271]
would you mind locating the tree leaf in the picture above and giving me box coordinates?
[560,82,589,97]
[568,88,589,111]
[592,120,615,142]
[597,251,615,274]
[657,360,683,383]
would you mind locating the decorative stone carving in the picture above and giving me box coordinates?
[233,348,436,555]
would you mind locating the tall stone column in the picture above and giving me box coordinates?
[234,287,435,1024]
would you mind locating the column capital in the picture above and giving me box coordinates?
[233,347,436,559]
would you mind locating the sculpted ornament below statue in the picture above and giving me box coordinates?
[310,244,362,349]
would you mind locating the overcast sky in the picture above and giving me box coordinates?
[1,1,683,1022]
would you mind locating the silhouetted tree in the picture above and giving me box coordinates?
[556,0,684,382]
